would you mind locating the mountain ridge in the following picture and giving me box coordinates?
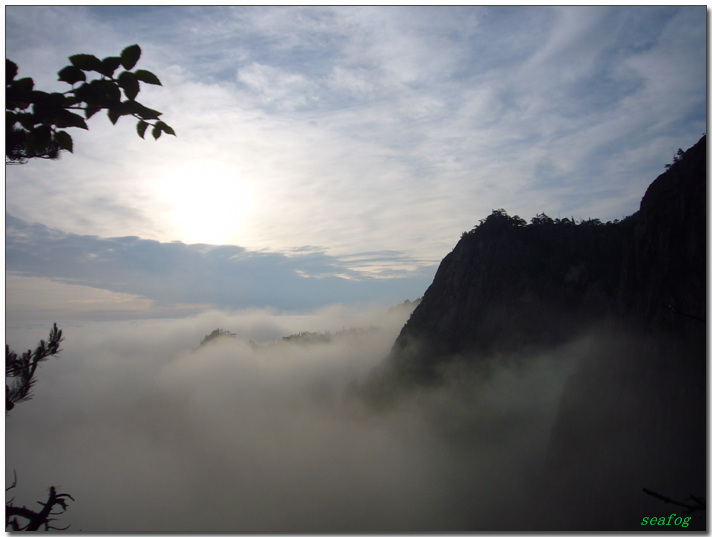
[353,135,705,530]
[365,135,705,391]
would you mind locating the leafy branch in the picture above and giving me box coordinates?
[664,148,685,170]
[6,44,175,164]
[6,323,64,411]
[6,325,72,531]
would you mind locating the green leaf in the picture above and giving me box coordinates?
[120,44,141,70]
[84,105,101,120]
[136,120,149,139]
[32,91,67,109]
[7,98,30,111]
[69,53,102,72]
[118,100,140,115]
[11,77,34,94]
[106,101,134,124]
[155,121,176,136]
[98,56,122,78]
[30,91,67,124]
[74,82,101,105]
[63,94,80,107]
[6,59,18,82]
[152,125,162,140]
[117,71,140,101]
[58,65,86,85]
[55,109,89,130]
[133,69,162,86]
[107,108,121,125]
[118,100,135,115]
[29,90,52,104]
[17,112,35,130]
[133,102,162,121]
[112,99,164,122]
[7,77,35,111]
[26,125,52,154]
[54,130,73,153]
[91,79,121,104]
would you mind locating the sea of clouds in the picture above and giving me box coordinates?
[5,305,705,531]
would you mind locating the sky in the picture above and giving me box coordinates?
[5,5,707,321]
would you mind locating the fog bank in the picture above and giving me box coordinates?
[5,307,705,531]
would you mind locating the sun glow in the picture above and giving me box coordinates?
[158,161,254,245]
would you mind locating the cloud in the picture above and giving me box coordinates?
[8,307,702,531]
[5,6,705,266]
[326,66,376,96]
[5,305,421,531]
[5,304,556,532]
[6,214,434,318]
[5,274,170,325]
[238,62,318,111]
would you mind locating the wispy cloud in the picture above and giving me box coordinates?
[5,6,706,311]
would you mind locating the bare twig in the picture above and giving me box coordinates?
[643,488,706,515]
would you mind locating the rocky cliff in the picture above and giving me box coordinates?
[368,135,705,389]
[357,135,706,531]
[617,135,706,336]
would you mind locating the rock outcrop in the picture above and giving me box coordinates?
[358,135,706,531]
[368,135,705,389]
[617,135,706,336]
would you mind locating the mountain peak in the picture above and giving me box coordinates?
[365,135,706,390]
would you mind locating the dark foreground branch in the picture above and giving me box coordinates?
[6,485,74,531]
[643,487,706,515]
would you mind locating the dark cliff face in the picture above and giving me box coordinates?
[618,135,706,337]
[541,136,706,530]
[385,213,634,380]
[356,136,706,531]
[368,135,706,387]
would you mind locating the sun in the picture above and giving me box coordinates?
[158,160,254,245]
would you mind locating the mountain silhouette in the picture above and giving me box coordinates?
[357,135,706,531]
[364,135,705,393]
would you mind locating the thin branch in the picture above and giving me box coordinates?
[643,488,706,515]
[6,469,18,492]
[666,304,705,323]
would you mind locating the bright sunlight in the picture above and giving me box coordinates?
[158,161,254,245]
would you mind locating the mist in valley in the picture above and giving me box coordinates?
[6,303,703,532]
